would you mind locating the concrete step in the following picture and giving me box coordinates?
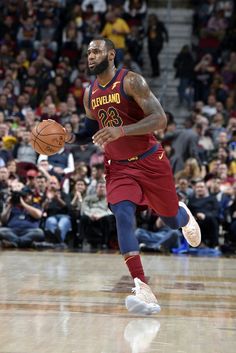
[149,0,192,8]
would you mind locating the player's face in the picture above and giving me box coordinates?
[87,41,111,75]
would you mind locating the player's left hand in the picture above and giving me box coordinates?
[92,127,123,147]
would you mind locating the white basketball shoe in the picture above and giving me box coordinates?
[179,201,201,247]
[125,278,161,315]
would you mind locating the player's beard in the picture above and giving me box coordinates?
[88,55,109,75]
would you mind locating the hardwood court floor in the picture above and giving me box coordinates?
[0,251,236,353]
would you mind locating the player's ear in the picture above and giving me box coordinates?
[109,49,116,62]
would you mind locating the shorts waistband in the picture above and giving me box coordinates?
[116,144,159,163]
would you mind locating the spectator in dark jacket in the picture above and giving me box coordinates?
[147,13,168,77]
[188,180,220,247]
[0,186,44,248]
[174,45,195,107]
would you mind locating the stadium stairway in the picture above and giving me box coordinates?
[143,1,194,125]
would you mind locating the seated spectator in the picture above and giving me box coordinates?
[123,0,147,28]
[86,163,105,196]
[34,17,58,54]
[223,181,236,245]
[188,180,220,248]
[13,128,37,164]
[0,185,44,248]
[81,0,107,14]
[135,217,182,253]
[17,16,37,50]
[202,94,217,118]
[176,177,194,201]
[42,175,72,245]
[207,176,231,225]
[0,166,11,212]
[37,146,75,193]
[175,157,205,183]
[79,181,116,249]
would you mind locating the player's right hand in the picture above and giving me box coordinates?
[92,126,124,147]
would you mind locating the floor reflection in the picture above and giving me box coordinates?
[124,318,160,353]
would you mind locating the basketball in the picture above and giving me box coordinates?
[30,120,66,156]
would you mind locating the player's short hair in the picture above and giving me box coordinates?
[102,38,116,51]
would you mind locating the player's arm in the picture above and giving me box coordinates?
[65,87,99,145]
[92,72,167,147]
[122,71,167,135]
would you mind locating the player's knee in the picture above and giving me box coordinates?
[110,201,136,226]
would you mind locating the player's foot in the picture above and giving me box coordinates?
[179,201,201,247]
[124,318,160,353]
[125,278,161,315]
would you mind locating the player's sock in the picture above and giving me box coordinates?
[110,201,146,282]
[160,206,189,229]
[125,255,146,283]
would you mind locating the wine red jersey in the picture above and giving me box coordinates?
[88,68,157,160]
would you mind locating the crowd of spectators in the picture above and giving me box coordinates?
[0,0,236,255]
[169,0,236,254]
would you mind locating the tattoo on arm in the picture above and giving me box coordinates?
[127,73,165,117]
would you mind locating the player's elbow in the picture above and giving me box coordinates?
[156,113,167,131]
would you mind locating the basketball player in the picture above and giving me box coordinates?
[65,38,201,315]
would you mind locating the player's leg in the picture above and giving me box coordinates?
[138,151,201,247]
[110,200,161,315]
[160,202,201,247]
[110,200,145,282]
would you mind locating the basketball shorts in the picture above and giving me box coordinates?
[105,145,179,217]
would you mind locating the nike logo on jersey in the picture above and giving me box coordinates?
[92,88,99,94]
[111,81,120,90]
[159,151,164,160]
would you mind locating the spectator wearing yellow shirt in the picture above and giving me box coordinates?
[101,10,130,64]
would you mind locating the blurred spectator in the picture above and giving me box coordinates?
[81,0,107,14]
[175,157,205,183]
[0,186,44,248]
[188,179,220,247]
[123,0,147,28]
[147,13,168,77]
[37,146,75,180]
[13,129,37,164]
[125,25,144,67]
[86,163,105,196]
[176,177,194,201]
[42,175,72,245]
[194,54,215,101]
[70,178,87,248]
[101,8,130,65]
[174,45,195,107]
[80,181,115,249]
[34,17,58,54]
[164,122,203,173]
[121,51,142,74]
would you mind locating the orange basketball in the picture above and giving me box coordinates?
[30,120,66,156]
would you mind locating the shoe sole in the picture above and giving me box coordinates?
[125,295,161,315]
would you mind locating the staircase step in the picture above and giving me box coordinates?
[149,0,192,8]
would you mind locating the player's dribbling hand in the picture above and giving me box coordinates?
[92,127,123,147]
